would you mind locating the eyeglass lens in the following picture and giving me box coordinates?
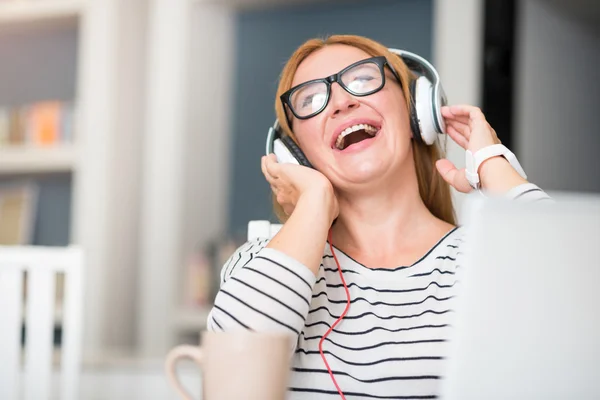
[289,60,383,118]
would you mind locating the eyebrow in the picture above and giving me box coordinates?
[292,57,376,86]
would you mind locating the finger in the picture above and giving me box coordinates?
[283,205,294,216]
[435,159,473,193]
[490,127,501,144]
[445,125,469,149]
[264,154,281,179]
[447,116,471,127]
[264,172,278,187]
[448,114,470,126]
[441,106,452,118]
[261,156,273,181]
[275,192,285,207]
[262,157,279,188]
[441,106,470,125]
[445,119,471,139]
[447,104,482,117]
[447,105,488,127]
[449,105,489,131]
[449,107,492,145]
[264,165,278,185]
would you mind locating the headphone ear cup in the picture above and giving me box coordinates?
[409,79,422,142]
[412,76,439,145]
[280,135,313,168]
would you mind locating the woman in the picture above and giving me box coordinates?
[207,35,549,399]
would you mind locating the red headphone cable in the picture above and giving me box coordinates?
[319,228,351,400]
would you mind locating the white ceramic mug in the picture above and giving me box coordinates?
[165,331,293,400]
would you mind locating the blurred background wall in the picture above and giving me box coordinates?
[0,0,597,364]
[516,0,600,192]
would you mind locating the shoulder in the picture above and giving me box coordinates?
[505,183,551,201]
[434,225,465,246]
[219,238,270,283]
[415,226,465,272]
[446,226,466,247]
[449,225,466,240]
[430,226,466,256]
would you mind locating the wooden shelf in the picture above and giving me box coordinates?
[0,145,77,174]
[0,0,83,25]
[173,306,211,331]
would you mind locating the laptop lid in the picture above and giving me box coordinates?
[442,192,600,399]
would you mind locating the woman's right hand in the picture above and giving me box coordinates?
[261,154,339,224]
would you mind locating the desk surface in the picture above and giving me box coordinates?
[79,366,200,400]
[46,362,201,400]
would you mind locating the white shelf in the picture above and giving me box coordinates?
[0,0,83,25]
[173,306,211,331]
[0,145,77,174]
[22,303,63,326]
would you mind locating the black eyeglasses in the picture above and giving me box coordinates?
[280,56,401,122]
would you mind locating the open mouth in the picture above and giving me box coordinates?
[334,123,379,151]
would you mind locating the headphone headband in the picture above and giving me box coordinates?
[387,48,447,135]
[266,119,280,156]
[388,49,440,88]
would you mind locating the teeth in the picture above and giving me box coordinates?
[335,124,378,150]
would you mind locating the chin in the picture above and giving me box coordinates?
[334,158,393,187]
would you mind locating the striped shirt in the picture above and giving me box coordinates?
[207,183,550,399]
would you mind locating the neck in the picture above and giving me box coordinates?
[331,166,436,258]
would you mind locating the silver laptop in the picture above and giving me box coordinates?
[441,192,600,399]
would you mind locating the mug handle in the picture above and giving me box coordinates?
[165,345,204,400]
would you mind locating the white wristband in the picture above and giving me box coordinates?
[465,144,527,189]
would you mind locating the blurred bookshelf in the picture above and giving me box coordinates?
[1,0,238,358]
[0,0,154,361]
[0,0,83,25]
[0,0,82,352]
[0,8,79,245]
[0,145,76,174]
[0,101,77,174]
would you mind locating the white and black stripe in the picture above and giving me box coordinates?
[207,183,549,399]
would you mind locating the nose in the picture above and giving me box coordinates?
[329,83,358,117]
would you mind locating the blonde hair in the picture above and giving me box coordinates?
[273,35,455,225]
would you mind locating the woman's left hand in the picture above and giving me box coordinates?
[435,104,525,193]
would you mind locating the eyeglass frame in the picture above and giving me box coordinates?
[280,55,402,124]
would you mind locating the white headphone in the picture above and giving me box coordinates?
[266,48,448,167]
